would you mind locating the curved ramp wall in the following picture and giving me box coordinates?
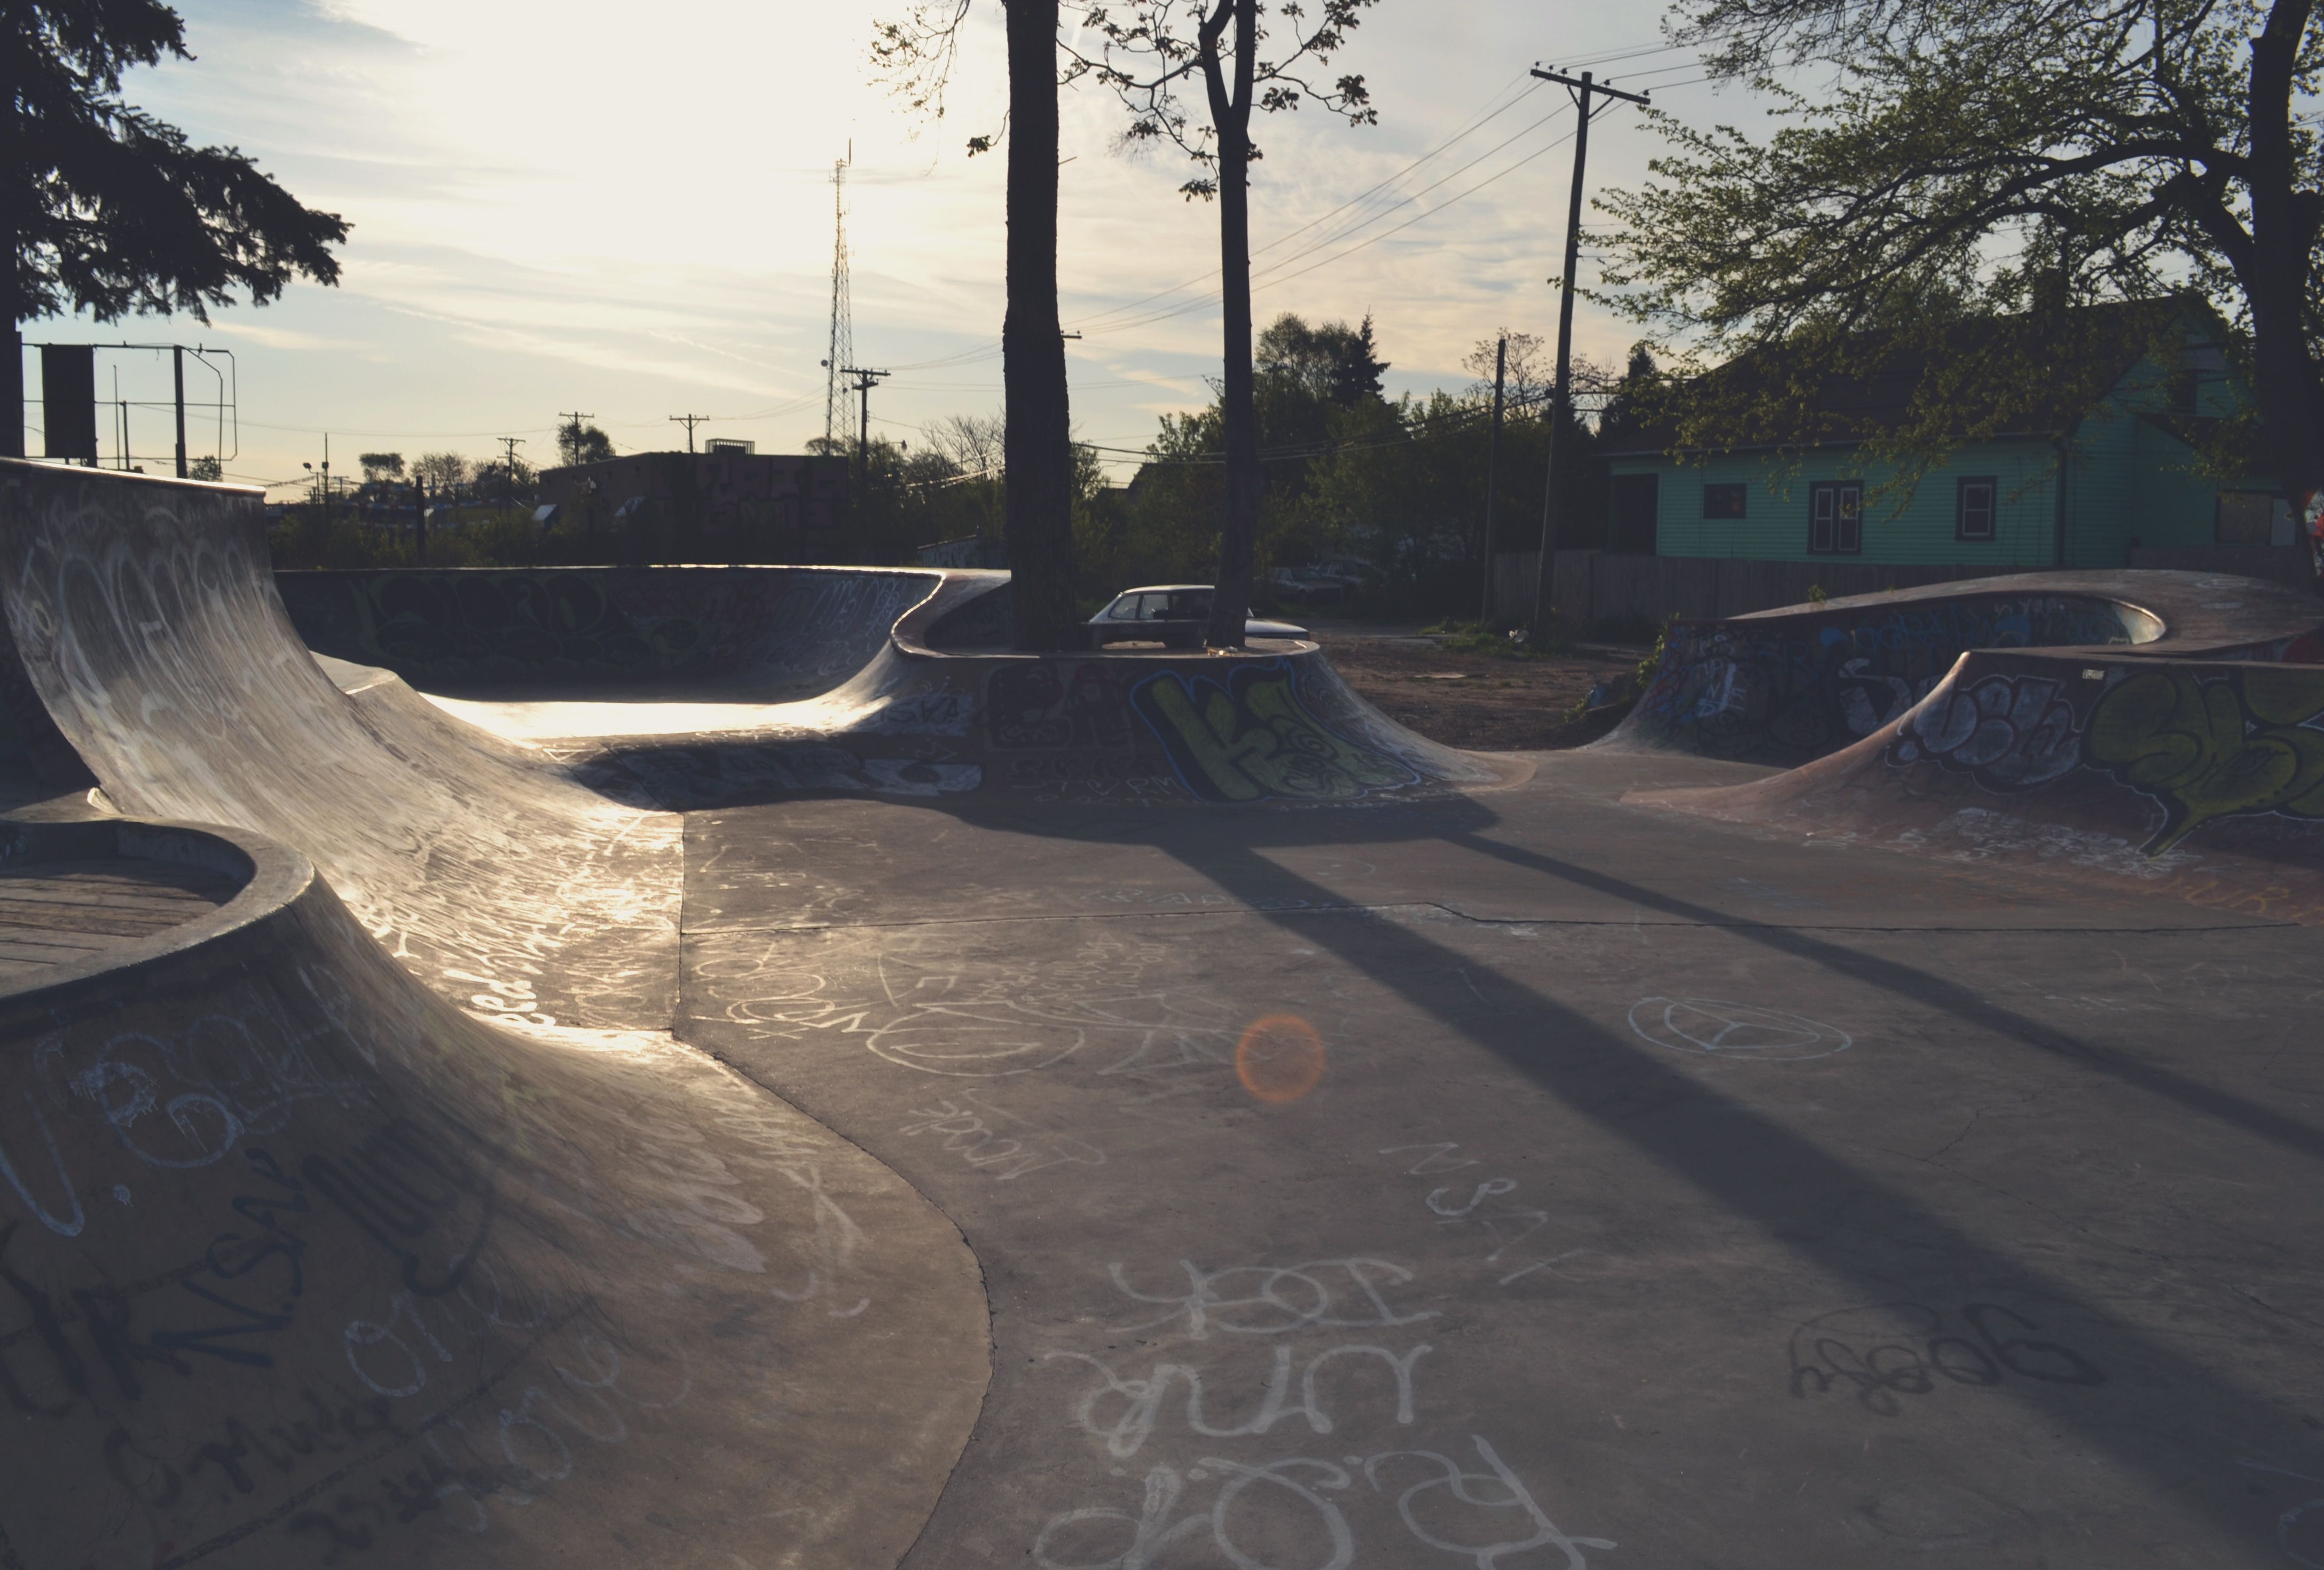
[286,561,1527,811]
[1630,648,2324,923]
[0,818,987,1569]
[278,565,943,701]
[0,464,680,1026]
[1600,570,2324,766]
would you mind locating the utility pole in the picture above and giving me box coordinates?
[1529,65,1648,633]
[668,413,706,454]
[838,366,889,468]
[414,475,428,564]
[1481,334,1508,623]
[498,435,524,505]
[555,411,595,466]
[172,345,187,478]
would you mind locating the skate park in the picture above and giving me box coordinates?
[0,460,2317,1568]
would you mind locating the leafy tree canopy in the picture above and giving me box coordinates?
[1598,0,2324,495]
[1258,311,1388,405]
[411,451,469,489]
[555,419,616,467]
[358,451,404,484]
[4,0,348,326]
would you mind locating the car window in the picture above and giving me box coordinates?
[1166,592,1212,618]
[1107,594,1141,619]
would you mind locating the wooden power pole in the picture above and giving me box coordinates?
[1529,65,1648,634]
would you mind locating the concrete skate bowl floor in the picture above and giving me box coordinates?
[1600,569,2324,766]
[16,464,2324,1568]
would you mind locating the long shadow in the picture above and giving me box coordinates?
[1444,828,2324,1167]
[1143,829,2306,1545]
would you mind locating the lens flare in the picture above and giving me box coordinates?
[1236,1014,1325,1104]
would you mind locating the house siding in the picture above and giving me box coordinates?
[1612,438,2060,567]
[1605,340,2263,568]
[2129,418,2224,551]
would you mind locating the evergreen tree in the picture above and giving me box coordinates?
[3,2,347,457]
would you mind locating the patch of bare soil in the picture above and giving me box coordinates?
[1309,628,1647,752]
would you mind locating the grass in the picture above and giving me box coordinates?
[1418,617,1569,658]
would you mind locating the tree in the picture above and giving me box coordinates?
[556,418,615,467]
[1462,330,1550,406]
[930,410,1007,475]
[359,451,405,484]
[875,2,1081,650]
[1258,310,1388,405]
[3,2,347,457]
[412,451,469,491]
[1070,0,1377,647]
[1599,0,2324,525]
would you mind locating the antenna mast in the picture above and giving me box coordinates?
[824,147,853,448]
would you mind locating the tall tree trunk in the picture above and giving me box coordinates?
[1,23,22,462]
[1203,0,1260,650]
[2246,0,2324,586]
[1002,0,1080,649]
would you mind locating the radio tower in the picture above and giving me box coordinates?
[823,150,853,448]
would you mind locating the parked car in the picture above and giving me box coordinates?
[1088,585,1308,648]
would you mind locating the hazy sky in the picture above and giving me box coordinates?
[30,1,1759,494]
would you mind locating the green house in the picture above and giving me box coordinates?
[1600,312,2287,567]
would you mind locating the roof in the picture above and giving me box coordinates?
[1601,300,2208,460]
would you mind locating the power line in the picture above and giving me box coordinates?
[1066,68,1550,334]
[668,413,709,453]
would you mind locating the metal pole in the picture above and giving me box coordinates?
[415,476,428,564]
[1481,335,1507,622]
[172,344,187,477]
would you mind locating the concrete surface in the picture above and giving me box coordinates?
[682,777,2323,1569]
[4,461,2323,1567]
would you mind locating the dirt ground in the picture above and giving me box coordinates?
[1302,621,1651,752]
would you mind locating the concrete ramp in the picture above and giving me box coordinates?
[1602,569,2324,765]
[282,565,1527,811]
[1629,647,2324,923]
[1,468,679,1026]
[0,814,985,1568]
[0,465,991,1564]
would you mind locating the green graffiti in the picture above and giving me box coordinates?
[2086,667,2324,851]
[1132,664,1413,803]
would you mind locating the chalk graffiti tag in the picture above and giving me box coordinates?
[1627,998,1852,1060]
[1130,662,1416,803]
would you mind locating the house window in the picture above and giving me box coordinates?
[1808,481,1862,554]
[1703,483,1746,519]
[1957,476,1997,541]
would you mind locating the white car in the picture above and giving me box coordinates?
[1089,585,1308,648]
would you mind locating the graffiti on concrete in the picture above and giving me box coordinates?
[2086,666,2324,851]
[1130,662,1417,803]
[988,662,1135,751]
[1889,672,2085,789]
[1630,596,2137,762]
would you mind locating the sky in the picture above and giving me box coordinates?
[23,1,1762,495]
